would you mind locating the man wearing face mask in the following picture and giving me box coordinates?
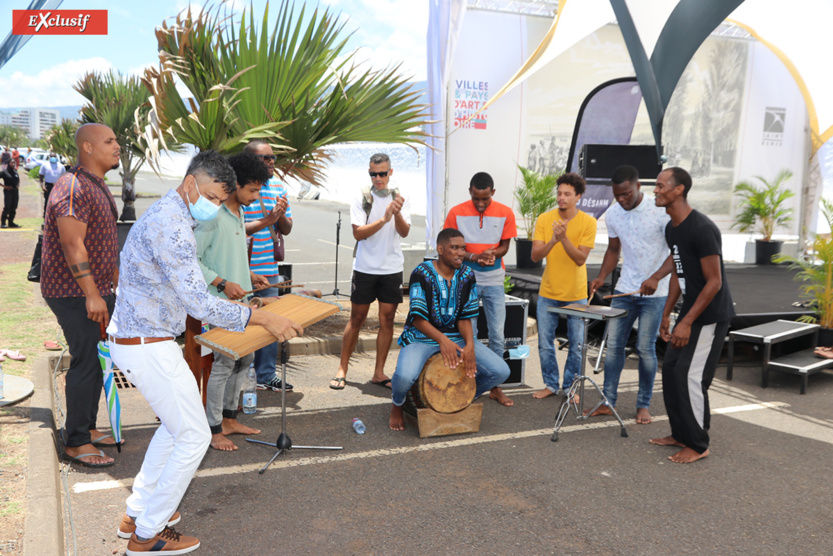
[107,150,303,554]
[39,152,67,217]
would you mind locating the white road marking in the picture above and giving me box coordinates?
[317,239,354,250]
[71,400,790,494]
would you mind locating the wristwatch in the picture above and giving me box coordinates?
[217,279,227,293]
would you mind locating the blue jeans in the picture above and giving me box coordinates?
[536,296,586,393]
[251,274,284,383]
[603,292,666,408]
[471,285,506,358]
[391,340,510,407]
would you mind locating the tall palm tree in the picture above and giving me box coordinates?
[139,1,429,185]
[75,70,153,221]
[46,119,80,165]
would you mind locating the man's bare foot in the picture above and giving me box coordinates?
[649,435,685,447]
[489,387,514,406]
[584,405,613,417]
[210,433,238,451]
[65,443,114,466]
[635,408,653,424]
[532,388,556,399]
[89,429,116,445]
[221,418,260,436]
[814,346,833,359]
[669,447,709,463]
[567,392,580,405]
[389,405,405,431]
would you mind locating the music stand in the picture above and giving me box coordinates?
[548,304,629,442]
[246,342,342,473]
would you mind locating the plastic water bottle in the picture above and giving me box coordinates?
[242,364,257,414]
[0,363,4,400]
[352,418,366,435]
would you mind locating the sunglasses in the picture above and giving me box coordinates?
[369,171,389,178]
[257,154,277,161]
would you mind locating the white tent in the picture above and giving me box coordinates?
[426,0,832,247]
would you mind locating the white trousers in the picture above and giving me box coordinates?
[110,340,211,539]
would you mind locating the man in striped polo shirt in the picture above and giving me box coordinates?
[243,140,294,392]
[444,172,517,407]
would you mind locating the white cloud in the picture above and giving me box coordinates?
[0,57,114,109]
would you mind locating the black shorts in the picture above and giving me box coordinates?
[351,270,403,305]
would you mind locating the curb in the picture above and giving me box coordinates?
[23,355,64,556]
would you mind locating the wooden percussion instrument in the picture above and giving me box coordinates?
[407,353,476,414]
[194,294,340,360]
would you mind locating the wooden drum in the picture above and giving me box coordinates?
[406,353,476,414]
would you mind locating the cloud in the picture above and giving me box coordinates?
[0,57,114,109]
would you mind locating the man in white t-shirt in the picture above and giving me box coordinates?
[39,153,67,218]
[588,165,672,425]
[330,153,411,390]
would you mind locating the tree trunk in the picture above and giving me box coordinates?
[120,178,137,221]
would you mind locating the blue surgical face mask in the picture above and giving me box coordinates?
[50,156,58,163]
[188,179,220,221]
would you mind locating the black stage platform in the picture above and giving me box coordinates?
[507,263,813,330]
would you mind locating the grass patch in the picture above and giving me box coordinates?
[0,501,22,517]
[0,262,62,378]
[4,436,26,445]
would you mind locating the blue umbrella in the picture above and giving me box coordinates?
[98,326,122,453]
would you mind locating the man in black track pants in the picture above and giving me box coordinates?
[651,167,734,464]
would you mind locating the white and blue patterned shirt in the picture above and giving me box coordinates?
[108,189,251,338]
[605,195,671,297]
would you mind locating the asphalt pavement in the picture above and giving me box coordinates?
[43,337,833,556]
[25,171,833,555]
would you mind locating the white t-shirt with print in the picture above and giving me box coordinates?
[605,196,671,297]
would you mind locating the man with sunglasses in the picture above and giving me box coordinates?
[243,140,295,393]
[331,153,411,390]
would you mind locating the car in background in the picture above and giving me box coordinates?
[23,150,48,171]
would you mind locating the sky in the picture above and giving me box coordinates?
[0,0,428,109]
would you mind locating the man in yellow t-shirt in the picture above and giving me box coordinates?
[530,172,597,399]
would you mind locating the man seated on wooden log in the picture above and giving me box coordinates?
[195,151,273,451]
[389,228,510,431]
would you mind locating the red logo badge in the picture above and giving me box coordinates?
[12,10,108,35]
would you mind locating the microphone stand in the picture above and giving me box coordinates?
[331,211,344,297]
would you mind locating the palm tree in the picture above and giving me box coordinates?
[732,169,795,241]
[75,70,153,221]
[46,120,80,165]
[0,125,26,148]
[139,1,428,185]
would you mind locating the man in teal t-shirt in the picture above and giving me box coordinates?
[195,151,272,451]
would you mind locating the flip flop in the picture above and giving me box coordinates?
[329,377,346,390]
[92,434,124,448]
[369,378,392,389]
[44,341,62,351]
[63,449,115,468]
[0,349,26,361]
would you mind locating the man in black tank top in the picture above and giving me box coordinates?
[651,167,734,464]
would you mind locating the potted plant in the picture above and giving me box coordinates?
[774,197,833,344]
[732,169,795,264]
[514,165,561,269]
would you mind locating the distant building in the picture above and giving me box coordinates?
[0,107,61,139]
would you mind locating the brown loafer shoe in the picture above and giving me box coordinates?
[118,511,182,539]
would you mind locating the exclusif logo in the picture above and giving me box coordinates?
[12,10,108,35]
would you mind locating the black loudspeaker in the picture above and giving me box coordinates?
[475,295,528,386]
[579,144,663,180]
